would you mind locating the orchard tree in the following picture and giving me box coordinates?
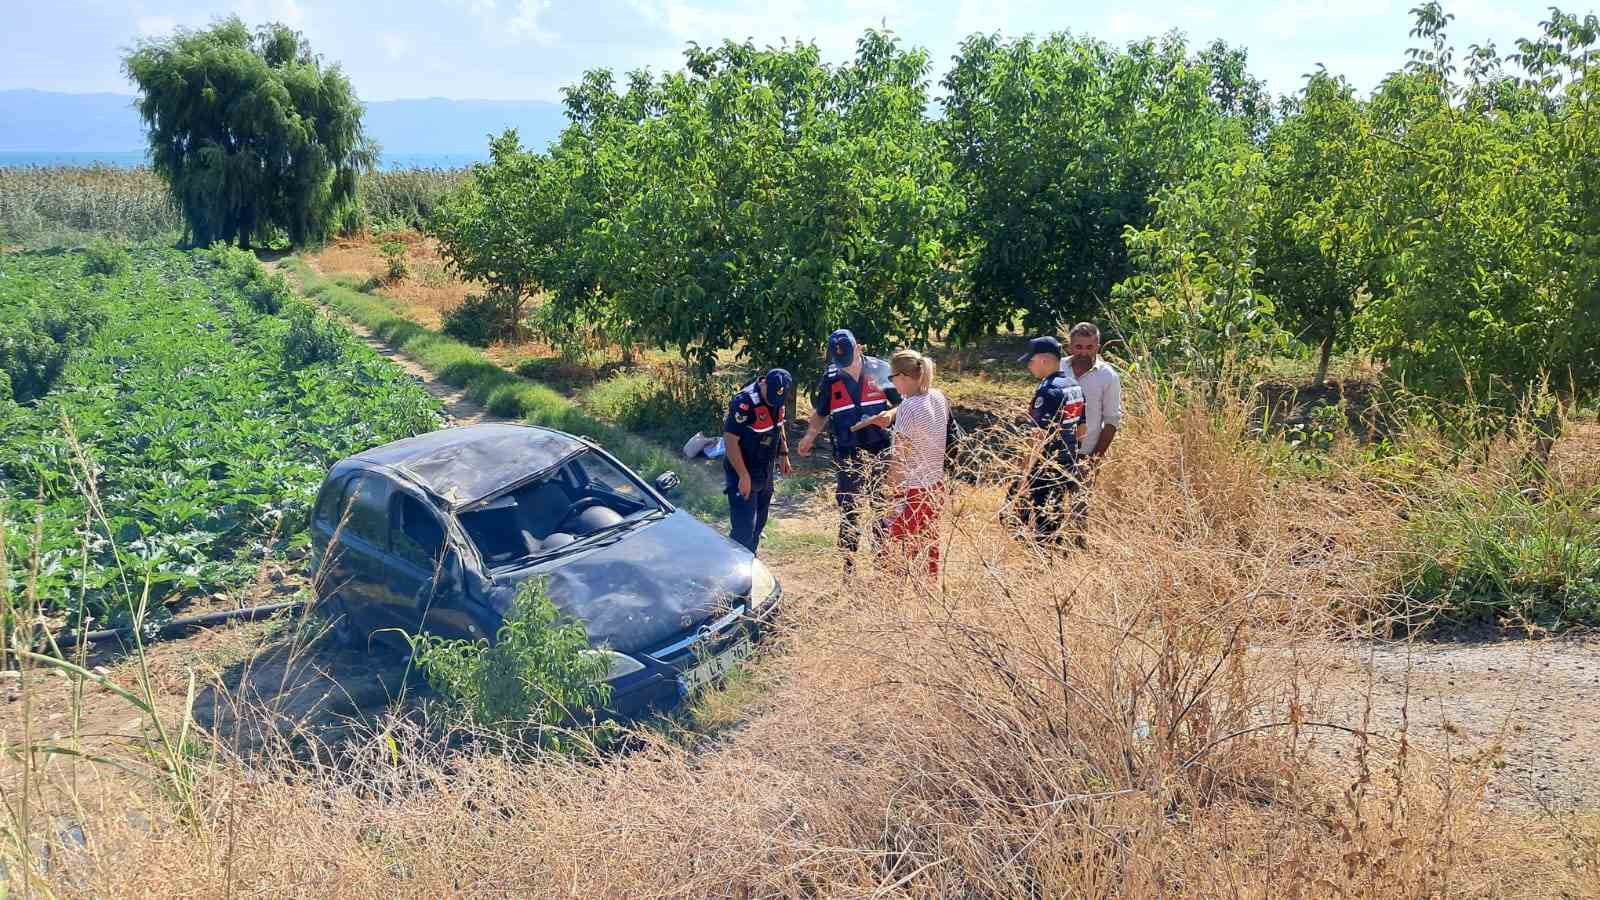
[1333,5,1600,412]
[431,131,547,342]
[124,17,371,248]
[1114,144,1286,385]
[939,31,1248,339]
[587,32,960,382]
[1256,70,1368,383]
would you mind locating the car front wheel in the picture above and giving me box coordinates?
[317,592,364,650]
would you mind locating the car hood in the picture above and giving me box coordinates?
[481,509,755,655]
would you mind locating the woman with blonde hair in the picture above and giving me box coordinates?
[857,349,950,575]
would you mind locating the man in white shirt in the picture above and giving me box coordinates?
[1059,322,1121,462]
[1057,322,1121,543]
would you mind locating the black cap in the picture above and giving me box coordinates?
[827,329,858,367]
[764,368,792,407]
[1017,336,1063,364]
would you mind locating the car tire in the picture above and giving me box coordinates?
[318,592,363,650]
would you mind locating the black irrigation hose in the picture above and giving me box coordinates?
[48,600,307,652]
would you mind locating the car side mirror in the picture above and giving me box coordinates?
[653,471,681,495]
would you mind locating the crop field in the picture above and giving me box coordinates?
[0,166,180,247]
[0,166,466,249]
[0,246,442,628]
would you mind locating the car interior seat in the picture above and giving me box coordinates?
[515,480,573,540]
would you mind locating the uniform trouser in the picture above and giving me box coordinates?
[728,485,774,553]
[1016,461,1085,545]
[835,449,889,555]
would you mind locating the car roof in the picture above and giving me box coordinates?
[347,423,588,509]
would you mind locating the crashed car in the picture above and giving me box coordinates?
[308,423,781,715]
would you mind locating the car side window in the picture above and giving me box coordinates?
[340,475,390,548]
[392,493,445,569]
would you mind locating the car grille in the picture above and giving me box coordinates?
[648,605,748,668]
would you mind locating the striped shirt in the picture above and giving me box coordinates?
[892,390,949,489]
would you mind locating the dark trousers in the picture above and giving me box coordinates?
[1015,460,1086,546]
[835,449,889,555]
[728,485,774,554]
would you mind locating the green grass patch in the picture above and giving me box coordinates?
[1396,479,1600,630]
[285,258,725,519]
[581,367,731,446]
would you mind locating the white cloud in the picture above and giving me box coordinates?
[508,0,557,44]
[235,0,306,27]
[626,0,914,62]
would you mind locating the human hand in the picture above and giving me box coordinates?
[797,433,816,457]
[738,472,753,500]
[851,410,893,432]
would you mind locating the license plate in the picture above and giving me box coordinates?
[677,634,753,696]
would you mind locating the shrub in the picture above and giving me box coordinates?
[441,290,518,346]
[411,579,612,748]
[281,304,346,368]
[584,365,733,440]
[82,238,130,276]
[379,237,409,282]
[203,242,286,314]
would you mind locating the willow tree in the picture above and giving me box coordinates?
[124,18,372,248]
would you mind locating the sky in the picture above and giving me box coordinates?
[3,0,1577,103]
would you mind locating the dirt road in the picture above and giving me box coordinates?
[1325,634,1600,812]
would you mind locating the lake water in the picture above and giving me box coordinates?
[0,150,486,170]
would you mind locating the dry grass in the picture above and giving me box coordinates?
[5,380,1598,897]
[307,233,470,329]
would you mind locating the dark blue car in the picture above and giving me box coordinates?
[308,423,782,715]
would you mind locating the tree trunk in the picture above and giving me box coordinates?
[1314,328,1336,385]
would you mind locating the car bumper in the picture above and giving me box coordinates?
[604,585,784,719]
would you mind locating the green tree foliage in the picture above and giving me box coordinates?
[431,131,552,343]
[1115,145,1286,382]
[1256,70,1368,383]
[1328,5,1600,409]
[432,32,960,379]
[123,17,372,249]
[939,32,1249,338]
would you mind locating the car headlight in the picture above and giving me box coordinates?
[583,649,646,683]
[750,558,778,610]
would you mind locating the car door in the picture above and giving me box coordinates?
[321,472,394,643]
[387,489,462,638]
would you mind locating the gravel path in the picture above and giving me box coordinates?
[1325,634,1600,812]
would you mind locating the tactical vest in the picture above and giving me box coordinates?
[821,365,891,455]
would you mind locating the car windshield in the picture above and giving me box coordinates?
[458,449,665,569]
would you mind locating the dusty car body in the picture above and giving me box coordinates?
[308,423,781,715]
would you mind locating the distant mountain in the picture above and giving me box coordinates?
[0,89,567,157]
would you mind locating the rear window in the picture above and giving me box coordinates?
[313,475,348,527]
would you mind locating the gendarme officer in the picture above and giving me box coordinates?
[1016,336,1087,547]
[796,329,900,570]
[723,368,792,554]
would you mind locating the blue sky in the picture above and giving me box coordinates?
[5,0,1576,102]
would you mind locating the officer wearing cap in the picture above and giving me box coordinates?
[723,368,793,554]
[796,329,901,568]
[1016,336,1088,547]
